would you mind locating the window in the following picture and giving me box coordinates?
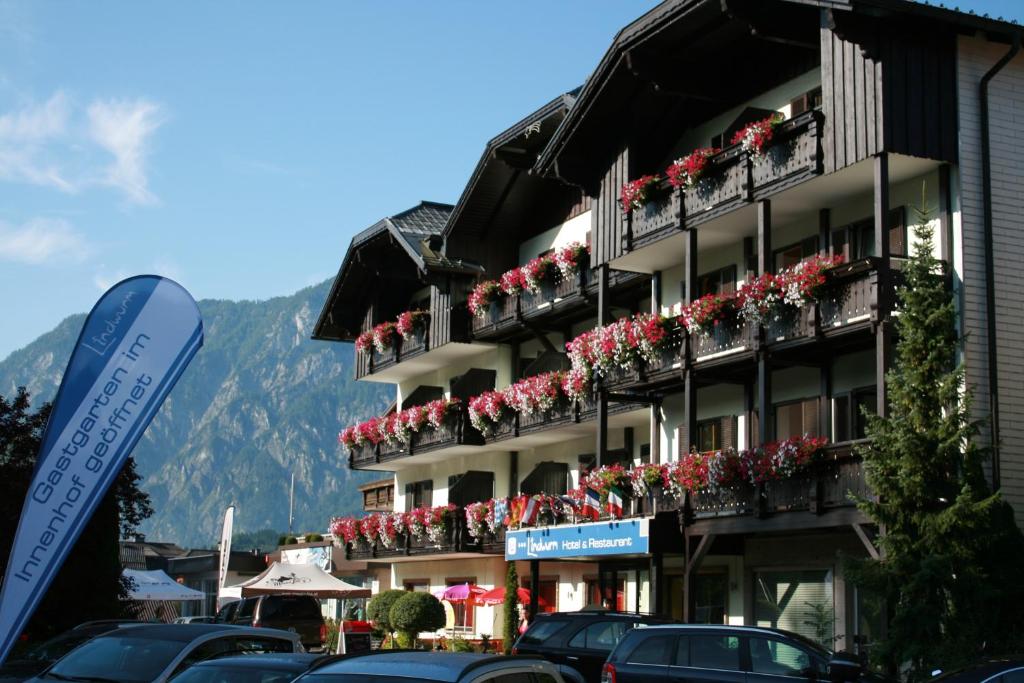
[754,570,835,646]
[404,480,432,511]
[698,265,737,297]
[830,209,905,261]
[774,398,819,440]
[522,578,558,613]
[749,638,814,677]
[518,620,568,646]
[568,621,631,652]
[774,237,819,272]
[403,580,428,593]
[833,387,877,442]
[235,598,257,620]
[689,635,741,670]
[225,636,294,654]
[446,578,476,630]
[789,87,823,116]
[696,417,737,453]
[585,577,625,610]
[674,636,690,666]
[626,635,676,665]
[693,572,728,624]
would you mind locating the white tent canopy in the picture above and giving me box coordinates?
[238,561,370,599]
[123,569,205,601]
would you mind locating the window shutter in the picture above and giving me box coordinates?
[404,483,415,512]
[721,416,737,450]
[421,479,433,507]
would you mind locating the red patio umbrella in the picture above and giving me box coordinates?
[434,583,487,603]
[477,586,546,607]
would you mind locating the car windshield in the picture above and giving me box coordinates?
[170,665,301,683]
[28,634,94,662]
[46,635,188,683]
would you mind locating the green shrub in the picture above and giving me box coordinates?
[449,635,474,652]
[389,591,445,647]
[277,535,288,546]
[367,589,406,644]
[283,535,298,545]
[305,533,324,542]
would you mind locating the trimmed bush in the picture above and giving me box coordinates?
[390,591,445,648]
[305,533,324,542]
[367,589,406,645]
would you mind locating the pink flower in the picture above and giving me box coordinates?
[468,280,501,316]
[500,268,528,295]
[553,242,590,279]
[620,175,661,214]
[666,148,720,189]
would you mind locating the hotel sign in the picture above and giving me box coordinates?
[505,519,649,560]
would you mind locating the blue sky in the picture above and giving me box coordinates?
[1,0,1022,361]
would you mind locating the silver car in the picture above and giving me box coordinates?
[31,623,302,683]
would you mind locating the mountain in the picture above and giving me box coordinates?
[0,280,390,547]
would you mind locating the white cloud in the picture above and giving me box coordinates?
[87,98,164,205]
[0,91,164,204]
[0,216,90,265]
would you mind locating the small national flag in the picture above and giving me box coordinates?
[558,495,578,511]
[493,498,509,526]
[583,487,601,520]
[607,485,624,518]
[521,497,540,526]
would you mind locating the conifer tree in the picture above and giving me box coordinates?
[502,561,519,655]
[847,190,1024,679]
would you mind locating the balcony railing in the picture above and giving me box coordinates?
[621,110,824,254]
[345,509,477,561]
[347,405,485,470]
[691,321,757,363]
[355,305,475,382]
[484,395,640,444]
[686,443,867,522]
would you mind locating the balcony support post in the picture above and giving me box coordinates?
[683,369,697,455]
[597,390,608,467]
[938,163,952,266]
[650,551,664,615]
[684,229,698,305]
[597,264,611,326]
[819,365,831,440]
[529,560,540,620]
[874,153,891,417]
[818,208,830,257]
[652,270,662,314]
[509,451,519,498]
[757,200,772,276]
[683,532,715,623]
[757,200,773,447]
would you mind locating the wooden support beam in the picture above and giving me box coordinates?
[819,208,831,257]
[652,270,662,314]
[597,390,608,467]
[684,230,698,305]
[683,370,697,454]
[852,523,881,561]
[683,532,716,623]
[758,200,773,276]
[597,265,611,326]
[529,560,540,619]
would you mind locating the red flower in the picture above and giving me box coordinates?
[619,175,661,214]
[666,148,720,189]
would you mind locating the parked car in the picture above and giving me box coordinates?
[173,617,216,625]
[230,595,326,651]
[295,651,568,683]
[931,659,1024,683]
[168,653,329,683]
[513,611,677,683]
[600,624,869,683]
[28,623,302,683]
[0,620,139,683]
[214,601,239,624]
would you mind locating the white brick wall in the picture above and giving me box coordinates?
[957,36,1024,525]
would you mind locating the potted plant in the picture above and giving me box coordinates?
[619,174,662,214]
[396,310,429,348]
[468,280,501,319]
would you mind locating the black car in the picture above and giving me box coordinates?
[295,651,569,683]
[0,621,139,683]
[513,611,677,683]
[931,659,1024,683]
[230,595,326,651]
[168,653,328,683]
[601,624,868,683]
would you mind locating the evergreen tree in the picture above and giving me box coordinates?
[847,194,1024,679]
[503,562,519,655]
[0,387,153,644]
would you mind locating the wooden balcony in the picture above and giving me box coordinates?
[347,405,486,471]
[345,509,481,561]
[356,304,493,384]
[685,443,870,531]
[471,267,648,343]
[484,396,648,450]
[601,330,685,390]
[618,110,824,265]
[691,321,757,366]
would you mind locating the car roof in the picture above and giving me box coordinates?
[93,624,295,642]
[933,660,1024,683]
[536,610,672,620]
[311,652,543,682]
[192,654,326,671]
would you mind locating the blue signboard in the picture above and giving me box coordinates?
[505,519,649,560]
